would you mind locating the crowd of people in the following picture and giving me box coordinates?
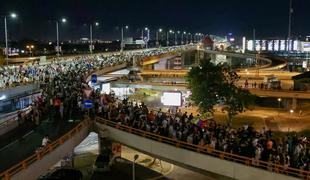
[4,45,308,175]
[0,46,184,89]
[94,94,310,173]
[13,46,186,145]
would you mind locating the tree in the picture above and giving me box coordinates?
[187,58,255,126]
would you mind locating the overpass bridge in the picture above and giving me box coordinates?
[114,81,310,99]
[0,47,307,179]
[113,81,309,110]
[1,118,307,180]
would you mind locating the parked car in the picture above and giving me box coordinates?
[38,167,83,180]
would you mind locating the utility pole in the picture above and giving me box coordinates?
[90,24,93,54]
[288,0,293,51]
[253,28,256,52]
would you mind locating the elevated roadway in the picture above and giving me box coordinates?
[1,117,306,180]
[0,47,307,179]
[114,81,310,100]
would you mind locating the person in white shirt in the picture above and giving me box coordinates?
[42,135,51,146]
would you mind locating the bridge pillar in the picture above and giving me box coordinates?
[291,98,297,110]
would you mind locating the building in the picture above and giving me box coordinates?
[292,71,310,91]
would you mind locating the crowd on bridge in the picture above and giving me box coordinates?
[95,94,310,173]
[0,46,184,89]
[3,44,309,176]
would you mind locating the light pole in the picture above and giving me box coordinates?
[174,31,179,45]
[277,98,282,116]
[3,13,17,65]
[182,31,186,45]
[56,18,67,57]
[156,28,162,48]
[166,30,171,47]
[121,25,129,53]
[132,154,139,180]
[287,0,293,51]
[168,30,174,47]
[89,22,99,54]
[144,27,149,49]
[186,33,190,44]
[26,45,34,57]
[290,109,294,116]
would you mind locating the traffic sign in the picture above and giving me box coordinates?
[91,74,97,84]
[83,100,93,109]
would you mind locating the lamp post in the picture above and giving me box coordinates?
[168,30,174,47]
[166,30,171,47]
[121,25,129,53]
[3,13,17,65]
[144,27,149,49]
[277,98,282,117]
[174,31,179,45]
[290,109,294,116]
[26,45,34,57]
[89,22,99,54]
[156,28,162,48]
[132,154,139,180]
[56,18,67,57]
[182,31,186,45]
[186,33,191,44]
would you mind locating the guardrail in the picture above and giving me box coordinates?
[0,118,91,180]
[96,117,310,179]
[0,108,32,136]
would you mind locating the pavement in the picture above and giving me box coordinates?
[73,144,215,180]
[74,146,173,180]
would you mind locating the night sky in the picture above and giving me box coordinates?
[0,0,310,41]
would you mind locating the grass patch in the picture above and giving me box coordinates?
[214,112,265,130]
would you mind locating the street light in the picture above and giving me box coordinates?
[290,109,294,116]
[56,17,67,57]
[121,25,129,53]
[26,45,35,57]
[277,98,282,116]
[156,28,162,48]
[143,27,150,49]
[89,22,99,54]
[3,12,17,65]
[182,31,186,44]
[132,154,139,180]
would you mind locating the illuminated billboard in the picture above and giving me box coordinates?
[280,40,286,51]
[274,40,279,51]
[302,42,310,52]
[261,40,266,51]
[161,91,182,106]
[255,40,261,51]
[267,41,273,51]
[247,40,254,51]
[293,40,298,51]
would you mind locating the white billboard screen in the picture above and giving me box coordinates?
[268,41,273,51]
[274,40,279,51]
[280,40,286,51]
[161,92,182,106]
[247,40,253,51]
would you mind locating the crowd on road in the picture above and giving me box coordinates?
[4,45,309,175]
[11,46,186,144]
[95,94,310,173]
[0,47,184,89]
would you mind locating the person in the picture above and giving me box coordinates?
[42,135,51,146]
[17,110,22,126]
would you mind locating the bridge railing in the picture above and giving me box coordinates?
[96,117,310,179]
[0,119,91,180]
